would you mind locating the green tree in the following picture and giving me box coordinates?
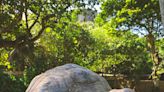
[0,0,100,62]
[0,0,100,91]
[90,23,151,88]
[98,0,163,91]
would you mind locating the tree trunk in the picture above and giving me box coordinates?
[146,33,160,92]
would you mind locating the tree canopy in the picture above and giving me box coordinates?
[0,0,163,92]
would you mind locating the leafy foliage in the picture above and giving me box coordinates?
[0,0,163,91]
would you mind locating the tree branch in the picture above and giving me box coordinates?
[25,8,29,31]
[30,26,46,42]
[29,14,40,31]
[28,2,73,42]
[0,0,77,48]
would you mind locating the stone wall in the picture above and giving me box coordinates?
[159,0,164,27]
[107,79,164,92]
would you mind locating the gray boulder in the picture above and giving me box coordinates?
[109,88,135,92]
[26,64,111,92]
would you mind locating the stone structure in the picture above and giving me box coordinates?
[26,64,111,92]
[78,9,96,22]
[159,0,164,27]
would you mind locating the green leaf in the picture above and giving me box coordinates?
[45,27,51,33]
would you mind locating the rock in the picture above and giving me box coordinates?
[109,88,135,92]
[26,64,111,92]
